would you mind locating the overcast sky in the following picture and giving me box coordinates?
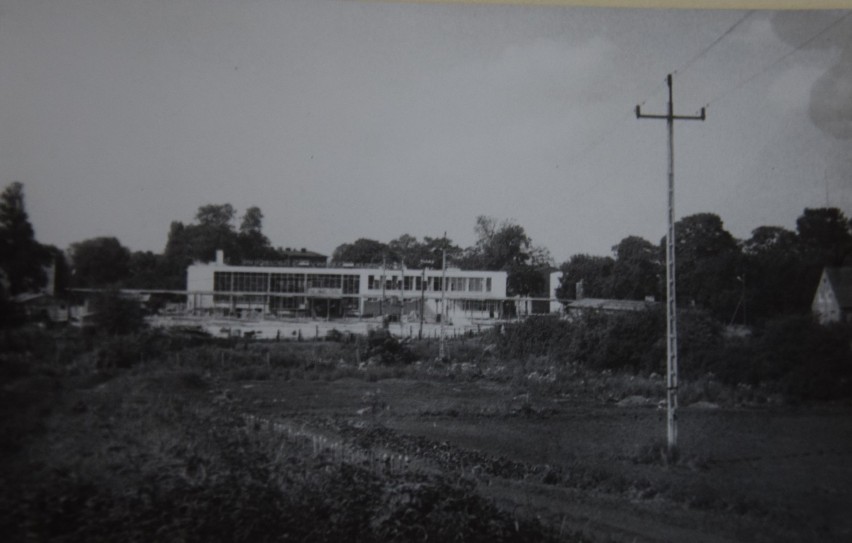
[1,1,850,264]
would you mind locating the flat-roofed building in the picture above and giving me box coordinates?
[186,251,508,323]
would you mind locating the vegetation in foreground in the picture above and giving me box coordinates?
[2,313,851,541]
[0,325,574,543]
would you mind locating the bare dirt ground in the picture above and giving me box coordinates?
[148,315,496,340]
[232,376,852,543]
[3,339,851,542]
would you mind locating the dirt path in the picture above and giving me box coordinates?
[232,377,852,543]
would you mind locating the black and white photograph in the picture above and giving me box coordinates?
[1,0,851,541]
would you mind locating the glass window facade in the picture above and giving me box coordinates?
[307,274,342,289]
[342,275,360,294]
[270,273,305,293]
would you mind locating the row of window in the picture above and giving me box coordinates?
[366,275,491,293]
[214,272,360,294]
[213,271,491,294]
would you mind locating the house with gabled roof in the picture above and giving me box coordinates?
[812,267,852,324]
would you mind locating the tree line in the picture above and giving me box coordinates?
[1,181,850,326]
[557,210,852,324]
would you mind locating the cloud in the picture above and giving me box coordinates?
[809,47,852,139]
[768,65,824,111]
[771,11,852,139]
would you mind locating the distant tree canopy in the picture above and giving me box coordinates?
[332,238,390,266]
[159,203,287,288]
[331,235,466,269]
[556,208,852,324]
[666,213,741,320]
[463,216,553,296]
[558,254,616,300]
[330,216,552,296]
[0,182,51,296]
[796,207,852,266]
[70,237,132,288]
[21,183,845,327]
[609,236,661,301]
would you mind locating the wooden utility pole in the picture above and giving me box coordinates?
[439,248,447,360]
[636,73,705,459]
[418,262,431,340]
[380,255,386,318]
[399,263,406,334]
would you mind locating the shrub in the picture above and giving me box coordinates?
[570,309,666,373]
[363,329,415,365]
[90,290,147,336]
[692,315,852,401]
[494,310,667,374]
[493,315,573,360]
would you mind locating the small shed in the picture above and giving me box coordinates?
[565,297,656,317]
[812,267,852,324]
[12,292,70,323]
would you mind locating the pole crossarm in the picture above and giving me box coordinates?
[634,73,706,459]
[636,75,706,122]
[635,109,706,121]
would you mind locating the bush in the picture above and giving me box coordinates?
[689,315,852,401]
[363,329,415,365]
[494,310,667,374]
[755,317,852,400]
[91,290,147,336]
[569,310,666,373]
[493,315,573,361]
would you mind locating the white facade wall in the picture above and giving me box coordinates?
[185,260,508,321]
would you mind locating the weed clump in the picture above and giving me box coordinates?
[362,329,415,366]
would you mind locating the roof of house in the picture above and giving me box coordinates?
[278,249,327,259]
[824,267,852,310]
[12,292,47,304]
[566,298,656,312]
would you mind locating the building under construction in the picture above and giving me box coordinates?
[186,251,508,324]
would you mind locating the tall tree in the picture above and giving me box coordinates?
[238,206,272,260]
[69,237,132,288]
[164,204,241,268]
[422,236,464,268]
[125,251,167,289]
[667,213,741,319]
[742,225,805,320]
[0,182,49,295]
[557,254,615,300]
[796,207,852,266]
[239,206,263,235]
[466,216,551,295]
[469,215,532,270]
[195,203,236,229]
[609,236,662,301]
[161,221,194,288]
[387,234,423,268]
[331,238,390,266]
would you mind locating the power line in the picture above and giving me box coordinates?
[567,12,755,173]
[675,11,754,78]
[706,11,852,108]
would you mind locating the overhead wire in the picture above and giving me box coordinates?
[705,11,852,109]
[568,10,848,175]
[697,11,852,224]
[674,11,754,78]
[563,11,756,177]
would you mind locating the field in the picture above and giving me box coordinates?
[2,328,851,542]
